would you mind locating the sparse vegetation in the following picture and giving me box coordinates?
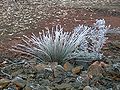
[0,1,120,90]
[12,19,108,64]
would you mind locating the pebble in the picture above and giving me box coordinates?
[0,78,10,89]
[83,86,93,90]
[64,62,74,72]
[72,66,82,74]
[35,63,48,72]
[12,76,26,88]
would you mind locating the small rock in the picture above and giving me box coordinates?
[24,83,33,90]
[76,76,84,83]
[40,79,50,86]
[38,86,51,90]
[54,65,65,77]
[11,69,23,77]
[71,87,78,90]
[18,74,27,80]
[35,63,48,72]
[71,81,82,89]
[93,87,100,90]
[74,60,89,70]
[72,66,82,74]
[83,86,93,90]
[65,77,76,83]
[79,71,90,85]
[44,67,53,79]
[116,84,120,90]
[46,86,52,90]
[105,63,120,80]
[6,84,18,90]
[65,72,74,77]
[87,61,103,78]
[0,78,10,89]
[45,68,52,72]
[12,76,26,88]
[106,88,113,90]
[64,62,73,71]
[55,83,72,90]
[25,83,51,90]
[99,62,108,68]
[54,75,64,83]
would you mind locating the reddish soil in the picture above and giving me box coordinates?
[0,8,120,59]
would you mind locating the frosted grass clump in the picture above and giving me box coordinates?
[13,19,108,63]
[74,19,108,59]
[13,25,90,64]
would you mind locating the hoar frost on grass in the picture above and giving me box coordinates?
[74,19,109,60]
[12,19,109,64]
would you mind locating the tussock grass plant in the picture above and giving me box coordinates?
[13,19,108,64]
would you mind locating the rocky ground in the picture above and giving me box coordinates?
[0,0,120,90]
